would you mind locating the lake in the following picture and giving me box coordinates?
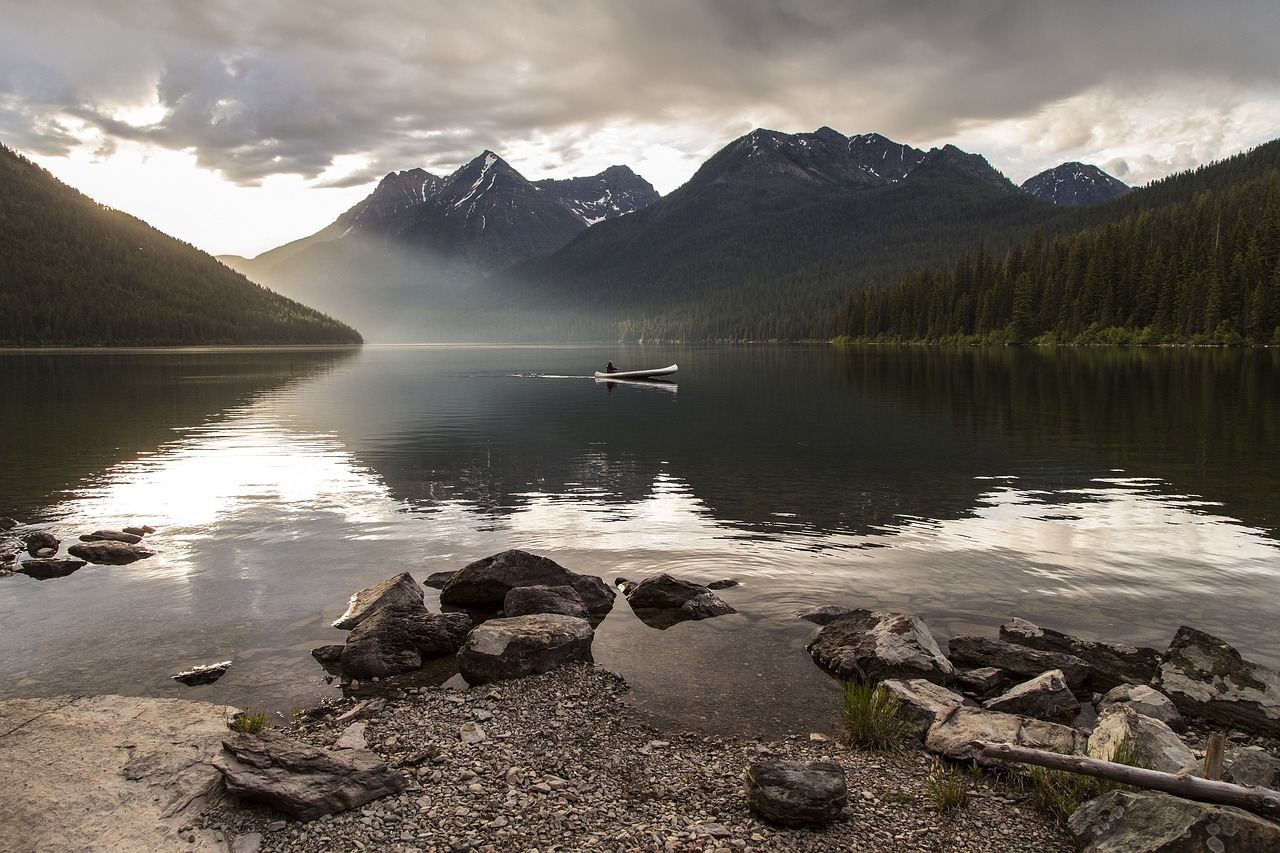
[1,344,1277,737]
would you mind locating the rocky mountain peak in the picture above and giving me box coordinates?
[1021,162,1131,205]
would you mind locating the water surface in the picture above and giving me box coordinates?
[1,345,1276,736]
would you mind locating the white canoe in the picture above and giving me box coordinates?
[593,363,678,380]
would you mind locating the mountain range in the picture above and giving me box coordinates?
[223,127,1129,342]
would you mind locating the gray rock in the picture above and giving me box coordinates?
[1087,704,1194,773]
[23,530,59,557]
[880,678,972,741]
[1098,683,1186,732]
[1224,745,1280,789]
[807,610,954,685]
[705,579,739,590]
[310,644,344,667]
[440,550,615,616]
[983,669,1080,723]
[172,660,232,686]
[456,613,595,685]
[743,760,847,826]
[214,730,409,821]
[947,634,1090,693]
[340,607,472,680]
[625,574,737,629]
[0,517,17,531]
[1068,789,1280,852]
[331,571,425,630]
[924,706,1087,765]
[503,584,589,619]
[955,666,1009,697]
[423,570,455,589]
[79,529,143,544]
[67,540,155,565]
[1155,625,1280,736]
[1000,617,1161,692]
[18,558,87,579]
[795,604,857,626]
[122,525,156,537]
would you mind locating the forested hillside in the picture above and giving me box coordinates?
[836,139,1280,345]
[0,144,362,346]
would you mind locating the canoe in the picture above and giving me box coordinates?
[593,364,678,380]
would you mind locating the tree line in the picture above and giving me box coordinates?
[836,151,1280,346]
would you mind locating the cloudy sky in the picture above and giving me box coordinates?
[3,0,1279,257]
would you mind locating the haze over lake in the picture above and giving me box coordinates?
[1,345,1277,735]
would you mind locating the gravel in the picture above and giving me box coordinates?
[198,663,1077,852]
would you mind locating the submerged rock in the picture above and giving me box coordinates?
[79,529,143,544]
[625,573,737,629]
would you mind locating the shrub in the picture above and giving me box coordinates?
[839,679,910,751]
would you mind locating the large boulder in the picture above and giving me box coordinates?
[339,607,472,680]
[743,760,847,826]
[924,706,1087,765]
[67,540,155,565]
[807,610,954,685]
[1224,746,1280,789]
[214,730,409,821]
[1069,789,1280,853]
[1087,704,1194,773]
[440,550,615,616]
[331,572,425,630]
[1000,617,1161,692]
[880,678,972,741]
[503,584,589,619]
[947,634,1090,693]
[1155,626,1280,737]
[625,573,736,629]
[456,613,595,685]
[982,669,1080,723]
[1098,684,1186,732]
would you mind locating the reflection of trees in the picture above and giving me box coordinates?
[0,349,358,520]
[835,346,1280,539]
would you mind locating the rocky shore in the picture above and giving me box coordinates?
[197,663,1076,853]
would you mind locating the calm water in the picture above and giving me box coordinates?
[1,344,1277,736]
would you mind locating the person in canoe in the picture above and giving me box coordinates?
[605,361,616,374]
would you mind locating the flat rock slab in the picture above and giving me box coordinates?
[925,705,1087,765]
[18,558,87,579]
[1000,617,1161,692]
[214,730,409,821]
[0,695,234,853]
[67,540,156,565]
[1069,789,1280,852]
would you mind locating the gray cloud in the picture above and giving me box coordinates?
[2,0,1279,188]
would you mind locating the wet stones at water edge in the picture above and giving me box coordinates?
[439,549,615,616]
[1000,616,1162,693]
[172,660,232,686]
[619,572,737,630]
[806,609,955,685]
[456,613,595,685]
[67,539,156,565]
[0,521,158,572]
[17,557,87,579]
[331,571,425,630]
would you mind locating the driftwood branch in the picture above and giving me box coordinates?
[979,742,1280,820]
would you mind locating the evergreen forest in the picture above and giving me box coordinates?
[0,144,362,346]
[836,140,1280,345]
